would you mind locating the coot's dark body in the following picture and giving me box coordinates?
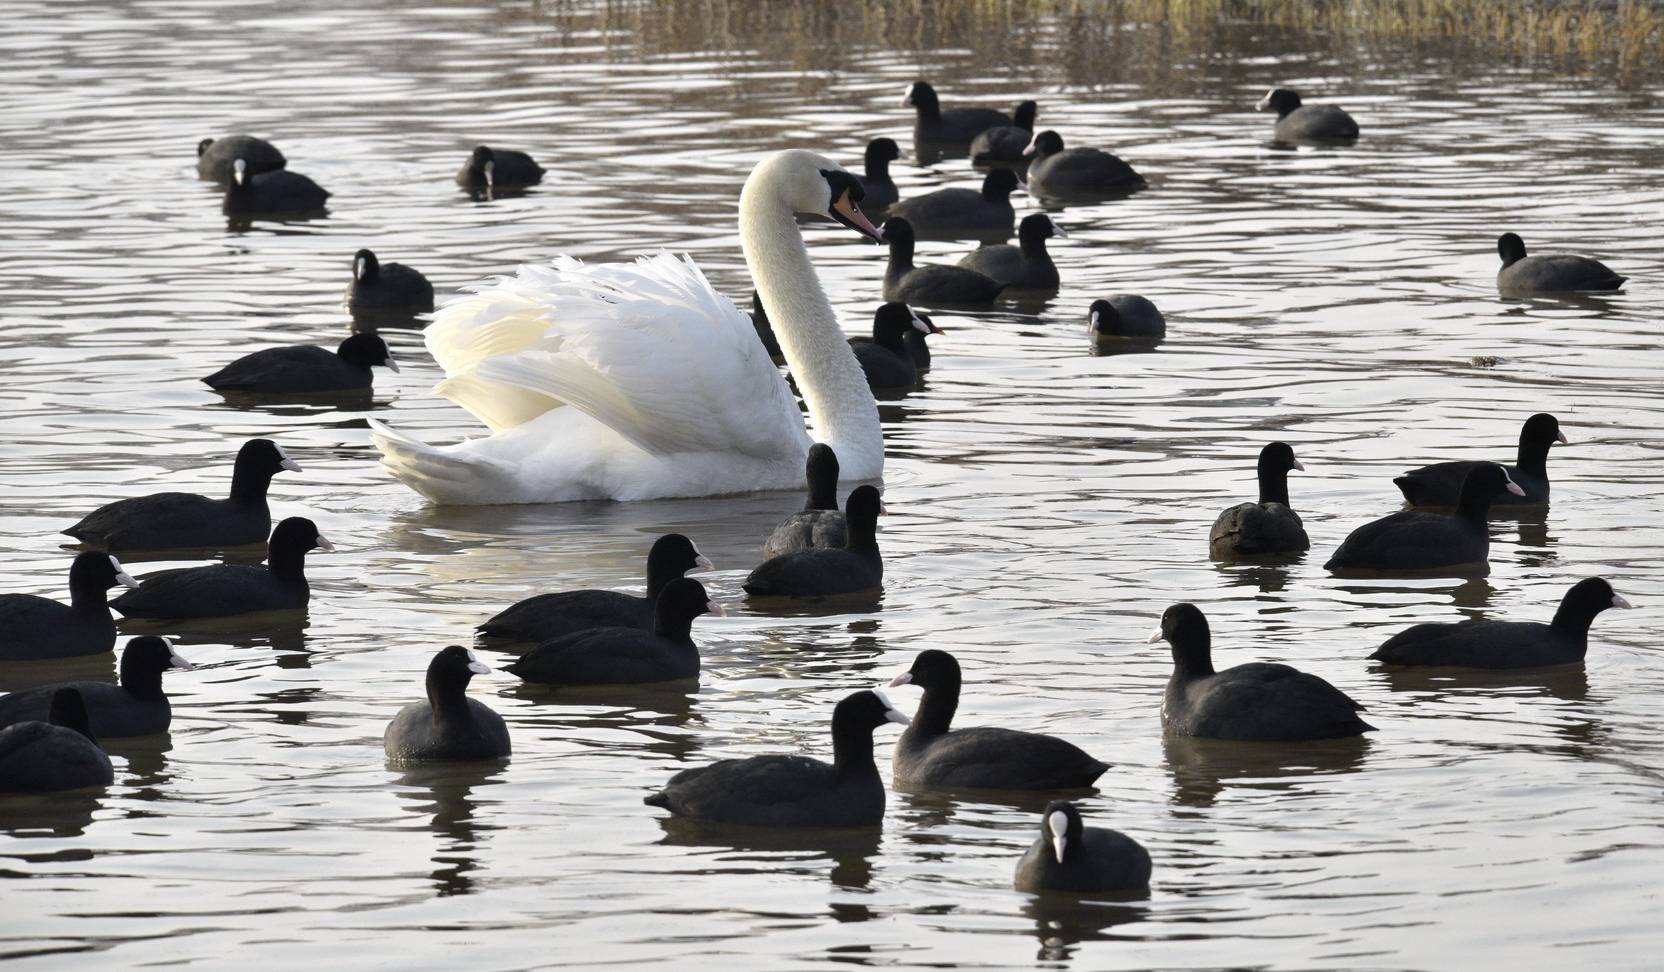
[197,135,285,183]
[384,646,510,762]
[957,213,1063,291]
[890,650,1107,791]
[0,636,192,738]
[478,534,711,643]
[1256,88,1360,143]
[456,145,545,192]
[1495,233,1624,296]
[904,81,1011,147]
[0,553,137,661]
[347,249,435,316]
[1370,578,1632,669]
[1013,802,1151,895]
[745,486,884,598]
[970,100,1038,165]
[856,138,901,211]
[881,217,1006,307]
[111,517,333,619]
[1153,604,1374,742]
[761,445,847,559]
[204,333,395,394]
[1209,442,1309,559]
[643,690,908,828]
[223,158,330,215]
[64,438,300,552]
[848,303,940,392]
[0,690,113,794]
[504,578,717,686]
[1327,464,1523,574]
[1394,413,1565,508]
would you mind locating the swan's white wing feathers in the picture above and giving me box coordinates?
[440,253,805,458]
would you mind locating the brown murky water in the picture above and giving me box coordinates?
[2,1,1662,967]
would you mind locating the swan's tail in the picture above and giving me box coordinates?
[367,418,516,504]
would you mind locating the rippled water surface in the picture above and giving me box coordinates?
[3,1,1663,967]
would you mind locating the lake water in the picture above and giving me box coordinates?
[2,1,1662,967]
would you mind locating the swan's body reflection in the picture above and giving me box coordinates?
[1163,735,1371,808]
[394,763,508,897]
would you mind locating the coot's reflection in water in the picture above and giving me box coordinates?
[1162,735,1372,809]
[654,816,883,895]
[0,791,103,839]
[1023,896,1149,963]
[394,763,508,898]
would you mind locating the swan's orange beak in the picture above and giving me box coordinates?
[830,191,886,243]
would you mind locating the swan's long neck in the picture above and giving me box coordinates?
[740,183,883,481]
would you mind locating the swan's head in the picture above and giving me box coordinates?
[746,150,885,243]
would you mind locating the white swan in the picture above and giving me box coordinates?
[369,150,887,505]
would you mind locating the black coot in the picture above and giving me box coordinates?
[1256,88,1360,142]
[1209,442,1310,559]
[762,444,847,558]
[384,646,510,762]
[204,333,397,394]
[347,249,435,316]
[958,213,1065,291]
[1495,233,1625,295]
[1326,463,1523,574]
[112,517,334,619]
[0,553,137,661]
[744,485,884,598]
[1088,296,1166,340]
[196,135,284,183]
[888,169,1019,241]
[903,81,1011,146]
[890,650,1108,790]
[456,145,545,192]
[0,690,113,793]
[1371,578,1632,669]
[1395,413,1565,508]
[505,578,721,686]
[1023,131,1144,199]
[857,137,901,211]
[1151,603,1375,741]
[1013,801,1151,894]
[747,290,784,361]
[478,533,713,642]
[222,157,329,215]
[881,218,1007,307]
[0,636,192,737]
[971,100,1039,165]
[643,689,910,827]
[65,438,301,551]
[849,303,941,392]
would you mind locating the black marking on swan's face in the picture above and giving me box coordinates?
[820,169,885,242]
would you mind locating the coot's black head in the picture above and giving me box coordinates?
[1022,130,1064,159]
[1497,232,1527,267]
[1087,298,1122,336]
[238,437,303,477]
[121,635,193,684]
[872,302,939,347]
[805,443,841,501]
[197,138,215,158]
[750,290,767,323]
[48,688,95,742]
[428,644,491,691]
[881,216,916,257]
[352,248,380,283]
[1150,602,1212,672]
[337,332,397,371]
[1521,412,1566,449]
[864,137,900,167]
[1013,99,1039,130]
[1256,88,1303,117]
[1040,801,1085,864]
[648,533,714,580]
[982,168,1021,200]
[1558,577,1633,624]
[901,80,940,115]
[69,551,139,595]
[820,166,885,243]
[269,516,336,556]
[831,689,911,736]
[1018,213,1064,246]
[1258,442,1304,477]
[1457,462,1525,504]
[844,484,885,530]
[468,145,496,179]
[655,577,724,626]
[890,648,960,693]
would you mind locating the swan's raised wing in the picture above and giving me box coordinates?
[426,253,806,459]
